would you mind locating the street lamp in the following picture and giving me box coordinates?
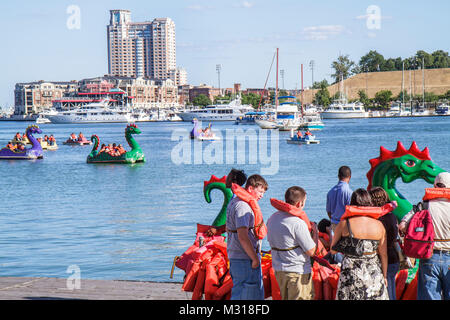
[216,64,221,95]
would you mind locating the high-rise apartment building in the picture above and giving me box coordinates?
[107,10,178,82]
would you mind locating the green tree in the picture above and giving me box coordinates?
[415,50,434,68]
[313,82,331,107]
[431,50,450,68]
[241,93,261,108]
[312,79,329,89]
[374,90,393,108]
[380,58,396,71]
[192,94,212,107]
[331,54,355,83]
[395,90,411,102]
[358,50,385,72]
[357,90,371,108]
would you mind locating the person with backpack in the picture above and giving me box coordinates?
[399,172,450,300]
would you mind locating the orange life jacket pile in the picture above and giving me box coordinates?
[395,268,418,300]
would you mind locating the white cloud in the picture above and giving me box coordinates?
[302,25,345,40]
[186,4,214,11]
[233,1,254,9]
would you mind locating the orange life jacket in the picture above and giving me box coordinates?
[231,183,267,240]
[339,202,396,220]
[269,198,312,231]
[422,188,450,201]
[319,232,330,243]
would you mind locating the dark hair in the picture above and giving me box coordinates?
[245,174,268,191]
[318,219,331,233]
[350,188,373,207]
[284,186,306,205]
[338,166,351,180]
[369,187,390,207]
[226,168,247,188]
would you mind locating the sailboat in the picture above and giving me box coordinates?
[256,48,304,131]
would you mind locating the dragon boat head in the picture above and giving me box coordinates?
[125,123,141,135]
[367,141,445,220]
[26,124,42,135]
[203,175,233,227]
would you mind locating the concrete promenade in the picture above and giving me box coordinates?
[0,277,187,300]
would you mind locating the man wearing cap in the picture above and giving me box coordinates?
[399,171,450,300]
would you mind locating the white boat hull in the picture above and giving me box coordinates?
[48,115,131,124]
[320,111,369,119]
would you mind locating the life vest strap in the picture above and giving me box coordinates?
[271,245,300,252]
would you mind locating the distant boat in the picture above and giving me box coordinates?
[435,103,450,115]
[321,99,368,119]
[47,99,132,124]
[177,96,254,122]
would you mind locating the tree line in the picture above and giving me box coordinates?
[329,50,450,83]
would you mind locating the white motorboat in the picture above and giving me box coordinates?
[256,97,303,131]
[178,96,254,122]
[47,99,132,124]
[321,99,368,119]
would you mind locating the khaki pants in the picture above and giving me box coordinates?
[274,271,315,300]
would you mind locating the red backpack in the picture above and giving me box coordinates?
[403,207,434,259]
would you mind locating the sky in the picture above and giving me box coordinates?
[1,0,449,109]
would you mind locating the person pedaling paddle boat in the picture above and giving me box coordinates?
[48,135,56,146]
[6,141,16,151]
[296,130,303,139]
[77,132,85,141]
[70,133,77,142]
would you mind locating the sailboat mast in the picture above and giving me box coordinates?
[301,63,304,116]
[422,57,425,107]
[276,48,279,108]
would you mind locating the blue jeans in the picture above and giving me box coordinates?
[229,258,264,300]
[417,250,450,300]
[387,263,399,300]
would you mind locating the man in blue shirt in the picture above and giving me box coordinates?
[326,166,352,264]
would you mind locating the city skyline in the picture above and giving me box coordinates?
[1,0,450,108]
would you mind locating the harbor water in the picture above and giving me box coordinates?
[1,117,449,282]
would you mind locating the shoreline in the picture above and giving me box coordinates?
[0,276,186,300]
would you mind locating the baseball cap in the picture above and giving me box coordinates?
[434,172,450,188]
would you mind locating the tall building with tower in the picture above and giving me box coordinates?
[107,10,181,83]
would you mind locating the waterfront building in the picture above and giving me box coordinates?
[107,10,180,82]
[14,81,78,115]
[188,84,221,104]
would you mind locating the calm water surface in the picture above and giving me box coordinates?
[0,117,449,282]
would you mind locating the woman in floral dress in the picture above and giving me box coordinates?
[330,188,389,300]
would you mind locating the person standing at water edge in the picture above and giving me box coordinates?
[226,174,268,300]
[370,186,400,300]
[331,188,389,300]
[267,186,316,300]
[205,168,247,237]
[326,166,353,262]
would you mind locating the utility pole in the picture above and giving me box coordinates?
[216,64,221,96]
[309,60,315,87]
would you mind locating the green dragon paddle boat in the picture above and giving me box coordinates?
[366,141,444,221]
[86,124,145,164]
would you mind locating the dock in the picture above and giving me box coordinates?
[0,277,187,300]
